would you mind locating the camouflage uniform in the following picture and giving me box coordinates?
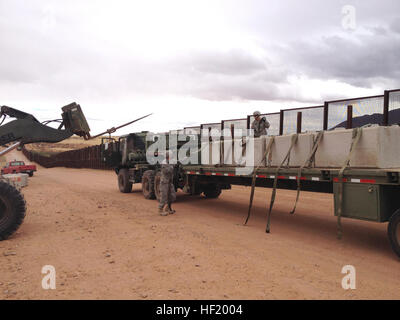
[251,117,270,137]
[158,163,176,210]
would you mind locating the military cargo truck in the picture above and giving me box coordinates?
[101,132,230,201]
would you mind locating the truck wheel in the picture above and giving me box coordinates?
[142,170,156,200]
[28,172,33,177]
[189,182,202,196]
[203,184,222,199]
[118,169,132,193]
[154,171,161,201]
[388,209,400,259]
[0,181,26,240]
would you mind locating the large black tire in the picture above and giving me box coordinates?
[189,181,201,196]
[388,209,400,259]
[118,169,132,193]
[203,184,222,199]
[0,181,26,240]
[142,170,156,200]
[28,172,34,177]
[154,171,162,201]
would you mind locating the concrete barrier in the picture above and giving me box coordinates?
[220,137,266,167]
[269,133,314,167]
[222,138,245,166]
[315,126,400,168]
[2,173,29,189]
[201,140,222,165]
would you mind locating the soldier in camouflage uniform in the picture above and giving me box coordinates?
[251,111,270,137]
[158,151,176,216]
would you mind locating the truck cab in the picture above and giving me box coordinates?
[101,131,226,200]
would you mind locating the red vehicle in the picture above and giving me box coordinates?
[1,160,37,177]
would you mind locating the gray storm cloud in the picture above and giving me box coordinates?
[0,0,399,133]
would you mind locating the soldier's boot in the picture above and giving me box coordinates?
[162,206,171,216]
[159,206,168,216]
[167,203,176,214]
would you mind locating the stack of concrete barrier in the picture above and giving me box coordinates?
[2,173,29,190]
[266,126,400,169]
[314,126,400,168]
[200,125,400,169]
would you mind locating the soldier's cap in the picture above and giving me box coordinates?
[253,111,261,117]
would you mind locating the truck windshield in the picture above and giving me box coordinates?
[11,162,24,166]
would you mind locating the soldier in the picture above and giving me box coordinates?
[251,111,270,137]
[158,150,176,216]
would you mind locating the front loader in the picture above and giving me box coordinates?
[0,103,151,240]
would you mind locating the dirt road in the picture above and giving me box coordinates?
[1,150,400,300]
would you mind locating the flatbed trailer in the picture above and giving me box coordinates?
[104,88,400,259]
[105,132,400,259]
[181,165,400,258]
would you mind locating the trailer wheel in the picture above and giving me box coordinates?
[203,184,221,199]
[118,169,132,193]
[0,181,26,240]
[388,209,400,259]
[142,170,156,200]
[154,171,161,201]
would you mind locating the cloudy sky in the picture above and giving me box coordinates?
[0,0,399,135]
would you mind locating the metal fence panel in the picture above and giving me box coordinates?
[327,96,384,130]
[282,107,324,134]
[22,144,111,170]
[184,126,201,134]
[222,119,247,133]
[389,90,400,125]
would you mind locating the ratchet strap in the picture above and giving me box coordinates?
[245,136,275,225]
[290,131,324,215]
[337,128,362,239]
[266,134,298,233]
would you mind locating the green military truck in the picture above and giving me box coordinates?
[101,132,230,201]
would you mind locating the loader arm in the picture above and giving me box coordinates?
[0,103,90,146]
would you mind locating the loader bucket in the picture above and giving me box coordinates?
[61,103,91,139]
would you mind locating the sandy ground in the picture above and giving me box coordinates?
[1,149,400,300]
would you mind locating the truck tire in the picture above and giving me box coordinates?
[0,181,26,240]
[142,170,156,200]
[154,171,161,201]
[28,172,33,177]
[203,184,222,199]
[388,209,400,259]
[118,169,132,193]
[189,181,201,196]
